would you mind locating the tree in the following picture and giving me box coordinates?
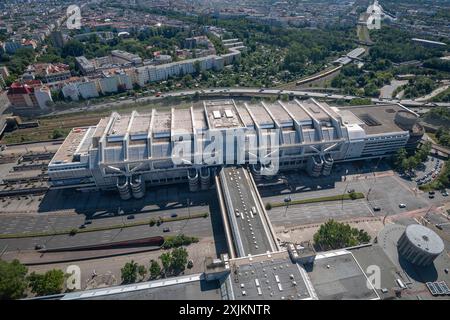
[149,260,161,279]
[313,219,371,250]
[0,259,28,300]
[159,252,172,275]
[171,247,189,273]
[121,260,139,284]
[52,129,64,139]
[61,40,84,58]
[27,269,65,296]
[393,148,407,169]
[137,265,147,280]
[193,61,201,75]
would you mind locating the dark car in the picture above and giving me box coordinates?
[373,207,381,212]
[171,213,178,218]
[163,227,170,233]
[429,195,435,199]
[127,215,135,220]
[429,191,435,195]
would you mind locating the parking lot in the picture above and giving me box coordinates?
[0,185,228,256]
[412,155,445,187]
[259,167,432,227]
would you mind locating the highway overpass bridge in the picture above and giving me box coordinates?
[215,166,279,258]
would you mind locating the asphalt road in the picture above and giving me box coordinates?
[0,215,213,252]
[0,186,225,252]
[220,167,274,256]
[259,168,432,227]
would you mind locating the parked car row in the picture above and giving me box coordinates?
[416,159,443,186]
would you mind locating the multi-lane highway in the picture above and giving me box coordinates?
[218,167,278,257]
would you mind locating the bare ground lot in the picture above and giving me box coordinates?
[19,237,217,292]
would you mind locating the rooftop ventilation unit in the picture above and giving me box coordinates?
[212,110,221,119]
[225,109,233,118]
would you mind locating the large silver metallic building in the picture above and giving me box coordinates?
[48,98,423,199]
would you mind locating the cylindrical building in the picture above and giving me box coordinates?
[130,174,146,199]
[116,176,132,200]
[322,154,334,176]
[187,168,199,192]
[200,167,211,190]
[394,110,418,130]
[250,163,263,182]
[397,224,444,267]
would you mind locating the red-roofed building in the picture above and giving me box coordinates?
[7,80,52,110]
[29,63,71,83]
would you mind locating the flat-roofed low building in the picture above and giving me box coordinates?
[75,56,95,75]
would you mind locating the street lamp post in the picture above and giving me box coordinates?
[284,196,291,218]
[342,169,349,210]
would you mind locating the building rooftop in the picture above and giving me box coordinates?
[306,250,380,300]
[206,100,244,129]
[338,104,409,135]
[61,274,222,300]
[48,99,411,165]
[228,251,313,300]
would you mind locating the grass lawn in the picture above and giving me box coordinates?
[265,192,365,210]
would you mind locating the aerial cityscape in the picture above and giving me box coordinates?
[1,0,450,306]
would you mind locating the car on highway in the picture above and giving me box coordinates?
[127,215,135,220]
[34,244,44,250]
[399,203,407,208]
[171,213,178,218]
[163,228,170,233]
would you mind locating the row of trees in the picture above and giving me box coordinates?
[0,259,65,299]
[402,76,437,99]
[313,219,371,251]
[393,142,432,173]
[120,247,191,284]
